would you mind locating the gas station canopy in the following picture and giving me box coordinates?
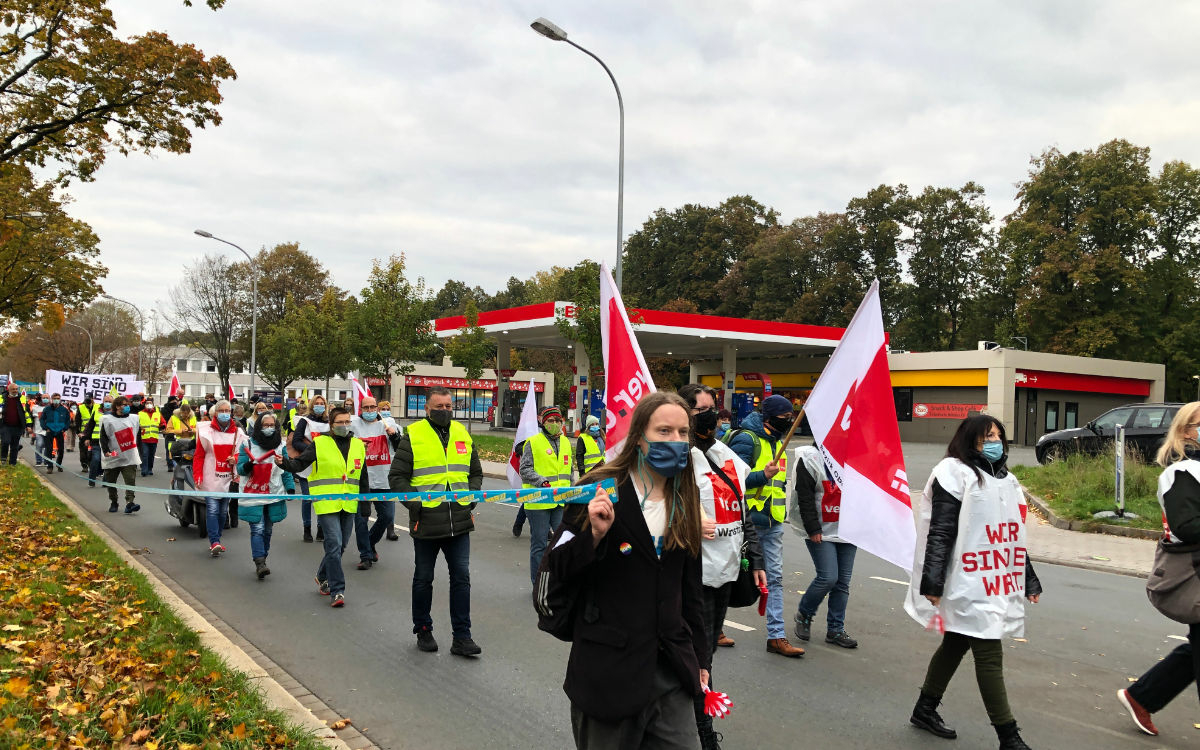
[433,301,846,360]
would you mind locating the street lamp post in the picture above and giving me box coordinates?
[1192,374,1199,401]
[194,230,258,400]
[531,17,626,291]
[64,321,93,371]
[102,294,144,380]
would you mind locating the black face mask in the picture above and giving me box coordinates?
[429,409,452,427]
[694,408,719,436]
[767,415,793,435]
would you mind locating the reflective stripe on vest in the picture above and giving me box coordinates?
[580,433,603,473]
[308,435,364,515]
[78,403,92,425]
[407,419,473,506]
[745,434,788,523]
[523,431,572,509]
[92,408,110,438]
[139,410,162,441]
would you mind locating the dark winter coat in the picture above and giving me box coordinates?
[387,418,483,539]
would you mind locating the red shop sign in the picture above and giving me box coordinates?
[406,375,544,393]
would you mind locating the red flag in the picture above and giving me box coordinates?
[600,261,655,458]
[168,371,181,398]
[227,382,236,401]
[506,379,540,489]
[805,280,914,571]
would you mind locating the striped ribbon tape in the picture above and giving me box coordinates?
[30,448,615,507]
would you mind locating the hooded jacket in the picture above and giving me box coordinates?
[726,411,782,526]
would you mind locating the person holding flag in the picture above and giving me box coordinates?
[519,405,573,586]
[904,415,1042,750]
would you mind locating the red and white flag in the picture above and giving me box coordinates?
[168,363,181,398]
[506,378,540,489]
[805,280,914,571]
[227,382,236,402]
[350,373,371,415]
[600,261,655,459]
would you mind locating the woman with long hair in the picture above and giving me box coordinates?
[1116,402,1200,737]
[236,411,293,580]
[541,391,708,750]
[904,415,1042,750]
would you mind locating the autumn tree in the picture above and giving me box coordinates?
[348,255,436,402]
[444,299,493,432]
[168,254,248,394]
[0,0,236,183]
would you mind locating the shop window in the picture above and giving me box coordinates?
[894,388,913,422]
[1065,403,1078,429]
[1045,401,1059,432]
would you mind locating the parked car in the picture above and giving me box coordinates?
[1034,403,1183,464]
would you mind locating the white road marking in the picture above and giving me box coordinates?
[869,575,909,586]
[1167,634,1188,641]
[722,619,755,632]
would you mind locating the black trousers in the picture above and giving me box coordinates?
[1128,622,1200,711]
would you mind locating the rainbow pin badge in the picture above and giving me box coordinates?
[619,542,633,556]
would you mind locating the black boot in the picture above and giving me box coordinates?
[315,526,324,542]
[995,721,1032,749]
[911,691,957,739]
[303,526,313,543]
[697,715,723,750]
[254,557,270,580]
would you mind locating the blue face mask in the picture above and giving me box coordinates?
[311,405,325,415]
[361,411,378,422]
[982,440,1004,461]
[102,403,112,412]
[588,426,600,435]
[380,411,391,418]
[260,427,276,437]
[119,406,130,416]
[217,412,231,425]
[641,439,690,478]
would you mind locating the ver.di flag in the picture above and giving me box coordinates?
[599,261,655,459]
[506,378,540,489]
[168,363,181,398]
[804,280,915,571]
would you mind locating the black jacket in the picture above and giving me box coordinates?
[920,453,1043,599]
[1162,451,1200,545]
[387,418,483,539]
[545,477,708,722]
[795,465,822,537]
[282,433,371,494]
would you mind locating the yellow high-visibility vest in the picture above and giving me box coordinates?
[522,431,572,510]
[579,433,604,473]
[745,434,788,523]
[407,419,473,508]
[307,434,364,515]
[139,409,162,441]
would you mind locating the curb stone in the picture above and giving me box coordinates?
[1022,488,1161,541]
[22,461,371,750]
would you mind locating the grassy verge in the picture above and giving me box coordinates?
[1011,453,1162,531]
[0,463,326,749]
[471,434,514,462]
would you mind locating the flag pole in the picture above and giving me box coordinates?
[771,408,807,464]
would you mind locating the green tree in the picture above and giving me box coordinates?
[893,183,993,351]
[444,299,494,432]
[0,0,236,183]
[168,254,248,393]
[349,254,437,402]
[295,289,355,397]
[1145,160,1200,399]
[255,294,307,395]
[0,164,104,325]
[431,279,487,318]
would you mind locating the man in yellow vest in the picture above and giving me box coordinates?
[519,405,573,586]
[282,406,368,608]
[388,385,483,657]
[83,394,113,486]
[138,398,165,476]
[75,395,95,471]
[727,394,803,658]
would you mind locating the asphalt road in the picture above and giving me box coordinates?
[29,452,1197,750]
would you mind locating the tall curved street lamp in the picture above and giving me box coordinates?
[530,17,626,291]
[194,230,258,400]
[64,321,93,372]
[102,294,144,380]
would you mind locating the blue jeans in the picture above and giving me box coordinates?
[34,433,44,464]
[355,500,395,562]
[298,477,313,527]
[88,444,103,480]
[206,496,229,546]
[755,522,786,638]
[139,441,157,475]
[412,533,472,638]
[316,511,355,596]
[798,539,857,633]
[525,507,564,585]
[249,518,274,560]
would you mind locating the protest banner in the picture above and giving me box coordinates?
[45,370,146,401]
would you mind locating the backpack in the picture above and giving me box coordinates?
[721,428,762,466]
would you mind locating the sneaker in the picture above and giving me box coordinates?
[416,629,438,652]
[330,593,345,608]
[794,612,812,641]
[124,502,140,514]
[826,630,858,649]
[1116,689,1158,736]
[315,577,330,596]
[356,560,372,570]
[450,637,481,657]
[108,502,118,513]
[209,542,225,557]
[766,637,805,658]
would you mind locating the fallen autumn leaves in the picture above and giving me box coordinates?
[0,463,325,748]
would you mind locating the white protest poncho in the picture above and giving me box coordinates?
[194,420,247,493]
[296,416,330,439]
[904,457,1031,639]
[100,413,141,469]
[1157,460,1200,544]
[694,441,751,588]
[790,445,845,542]
[241,442,288,496]
[351,415,392,490]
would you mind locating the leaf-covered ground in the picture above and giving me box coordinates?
[0,463,326,749]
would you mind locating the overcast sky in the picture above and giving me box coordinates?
[71,0,1200,322]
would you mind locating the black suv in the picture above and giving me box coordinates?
[1034,403,1183,464]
